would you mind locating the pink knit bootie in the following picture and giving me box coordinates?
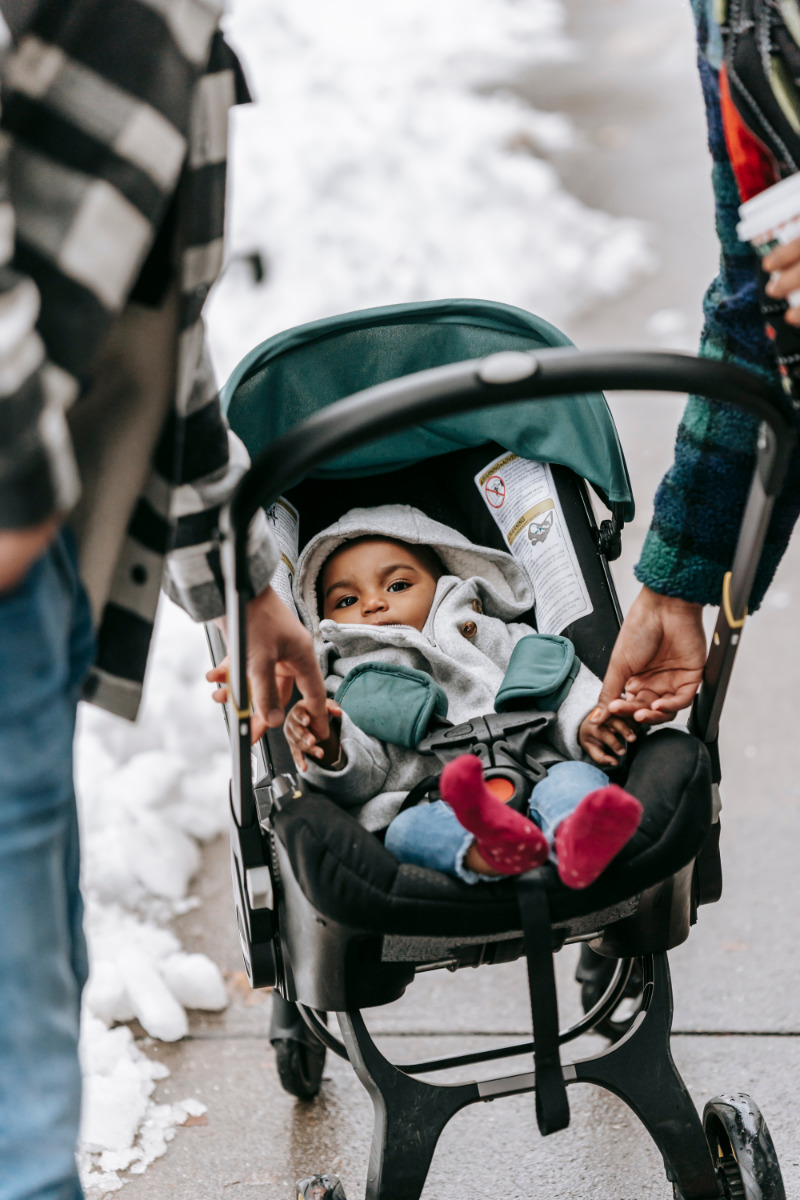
[440,754,549,875]
[554,785,642,889]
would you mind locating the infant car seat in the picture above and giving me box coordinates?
[209,300,793,1200]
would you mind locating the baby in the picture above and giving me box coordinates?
[284,505,642,889]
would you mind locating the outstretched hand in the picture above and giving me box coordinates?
[592,586,707,727]
[207,586,329,745]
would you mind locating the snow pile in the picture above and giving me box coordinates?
[79,1015,207,1194]
[207,0,656,379]
[76,601,229,1192]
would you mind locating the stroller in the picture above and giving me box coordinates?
[208,299,791,1200]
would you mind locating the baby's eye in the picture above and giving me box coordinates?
[387,580,411,593]
[334,595,358,609]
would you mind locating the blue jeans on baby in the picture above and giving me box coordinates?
[385,760,609,884]
[0,531,95,1200]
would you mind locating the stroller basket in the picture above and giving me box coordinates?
[212,300,792,1200]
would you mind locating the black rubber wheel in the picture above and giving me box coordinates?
[576,945,643,1042]
[273,1036,327,1100]
[703,1093,786,1200]
[270,994,328,1100]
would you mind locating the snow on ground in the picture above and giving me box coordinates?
[206,0,656,379]
[76,602,229,1193]
[75,0,657,1191]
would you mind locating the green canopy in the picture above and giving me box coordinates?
[222,299,634,520]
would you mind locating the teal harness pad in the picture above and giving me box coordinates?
[335,663,449,750]
[494,635,578,713]
[335,634,578,751]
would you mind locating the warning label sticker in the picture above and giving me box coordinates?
[264,497,300,612]
[474,452,592,635]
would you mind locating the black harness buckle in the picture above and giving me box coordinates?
[418,708,554,781]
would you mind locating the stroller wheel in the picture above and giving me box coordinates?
[576,944,643,1042]
[274,1037,327,1100]
[270,994,328,1100]
[702,1094,785,1200]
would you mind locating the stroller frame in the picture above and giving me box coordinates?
[335,953,713,1200]
[216,346,793,1200]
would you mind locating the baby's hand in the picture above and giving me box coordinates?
[579,709,637,768]
[764,237,800,324]
[285,697,343,773]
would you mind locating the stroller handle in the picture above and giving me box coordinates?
[219,348,794,791]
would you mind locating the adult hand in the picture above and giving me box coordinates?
[764,237,800,324]
[0,517,61,595]
[592,586,706,726]
[207,586,329,744]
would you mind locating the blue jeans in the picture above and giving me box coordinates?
[385,760,609,884]
[0,531,94,1200]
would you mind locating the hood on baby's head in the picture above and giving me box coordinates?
[293,504,534,633]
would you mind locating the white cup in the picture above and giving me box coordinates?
[738,173,800,307]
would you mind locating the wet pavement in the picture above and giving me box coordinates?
[109,0,800,1196]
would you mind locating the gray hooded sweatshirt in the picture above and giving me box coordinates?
[294,505,602,831]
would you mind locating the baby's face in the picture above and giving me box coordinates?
[321,538,439,631]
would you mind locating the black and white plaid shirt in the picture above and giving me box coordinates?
[0,0,277,718]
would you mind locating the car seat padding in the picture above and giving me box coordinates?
[494,633,579,712]
[272,728,712,938]
[335,662,449,748]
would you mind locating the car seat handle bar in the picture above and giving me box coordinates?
[220,348,793,802]
[223,349,792,554]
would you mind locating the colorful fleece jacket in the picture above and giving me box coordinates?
[635,0,800,609]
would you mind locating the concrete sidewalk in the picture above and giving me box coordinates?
[106,1,800,1195]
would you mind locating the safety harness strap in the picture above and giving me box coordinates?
[515,875,570,1136]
